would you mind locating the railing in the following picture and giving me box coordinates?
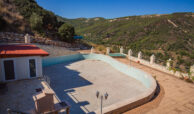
[104,47,191,78]
[42,75,51,86]
[122,53,189,78]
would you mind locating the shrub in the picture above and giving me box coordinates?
[30,13,43,32]
[177,56,184,65]
[192,76,194,81]
[179,50,189,56]
[189,53,194,59]
[58,23,75,42]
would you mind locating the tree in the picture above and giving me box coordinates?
[42,11,58,30]
[58,23,75,42]
[0,16,7,31]
[30,13,43,32]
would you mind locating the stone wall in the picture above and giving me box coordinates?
[0,32,78,48]
[0,32,25,43]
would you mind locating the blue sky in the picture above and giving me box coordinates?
[36,0,194,19]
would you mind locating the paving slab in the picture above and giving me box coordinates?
[0,79,60,114]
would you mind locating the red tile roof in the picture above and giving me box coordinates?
[0,44,49,58]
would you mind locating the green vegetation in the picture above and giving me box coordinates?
[1,0,75,42]
[30,13,43,32]
[63,13,194,72]
[11,0,59,30]
[192,76,194,81]
[58,24,75,42]
[0,16,7,31]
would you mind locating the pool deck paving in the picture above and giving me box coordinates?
[43,59,147,114]
[0,78,62,114]
[115,58,194,114]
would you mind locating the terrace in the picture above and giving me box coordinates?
[0,45,193,114]
[0,78,69,114]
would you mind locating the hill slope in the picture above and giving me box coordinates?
[64,13,194,72]
[0,0,75,42]
[0,0,29,32]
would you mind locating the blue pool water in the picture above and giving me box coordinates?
[42,53,155,88]
[109,53,126,58]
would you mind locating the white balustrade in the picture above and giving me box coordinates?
[106,47,110,55]
[120,46,124,54]
[24,34,30,43]
[150,54,155,64]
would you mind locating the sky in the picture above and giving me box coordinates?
[36,0,194,19]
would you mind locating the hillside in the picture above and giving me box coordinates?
[63,13,194,72]
[0,0,29,32]
[0,0,75,42]
[0,0,193,72]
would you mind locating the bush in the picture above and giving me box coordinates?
[189,53,194,59]
[177,56,184,65]
[179,50,189,56]
[58,23,75,42]
[12,0,63,35]
[30,13,43,32]
[42,11,58,30]
[192,76,194,81]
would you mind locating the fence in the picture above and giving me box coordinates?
[104,47,194,78]
[0,32,79,48]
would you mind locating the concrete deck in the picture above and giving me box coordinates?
[115,58,194,114]
[43,59,147,114]
[0,79,61,114]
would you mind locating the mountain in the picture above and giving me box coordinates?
[1,0,193,72]
[0,0,75,42]
[63,13,194,72]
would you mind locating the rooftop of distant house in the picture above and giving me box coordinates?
[0,44,49,58]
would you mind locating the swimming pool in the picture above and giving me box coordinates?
[109,53,126,58]
[42,53,156,113]
[43,53,155,88]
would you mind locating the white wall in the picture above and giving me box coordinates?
[0,56,43,82]
[0,59,3,81]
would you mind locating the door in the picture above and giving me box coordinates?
[29,59,36,77]
[4,60,15,80]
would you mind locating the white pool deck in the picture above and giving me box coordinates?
[43,59,147,114]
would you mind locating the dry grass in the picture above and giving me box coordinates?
[88,42,107,54]
[0,0,27,32]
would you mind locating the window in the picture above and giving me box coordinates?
[29,59,36,77]
[4,60,15,80]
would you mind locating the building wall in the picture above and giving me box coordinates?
[0,56,42,82]
[0,59,3,81]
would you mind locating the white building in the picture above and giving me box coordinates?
[0,44,49,82]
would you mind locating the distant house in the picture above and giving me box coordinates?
[0,44,49,82]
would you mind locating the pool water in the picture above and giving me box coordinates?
[109,53,126,58]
